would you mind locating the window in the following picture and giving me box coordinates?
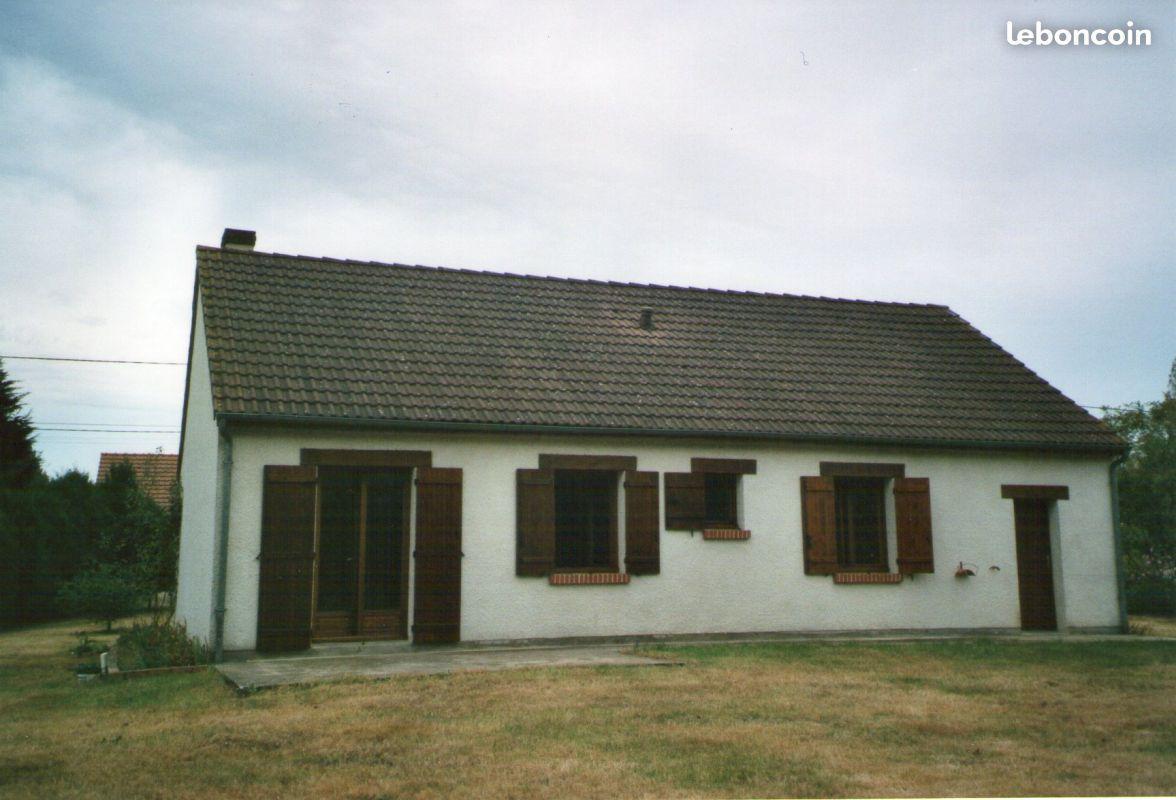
[554,470,617,570]
[704,473,739,528]
[665,458,756,531]
[801,466,934,576]
[516,455,660,577]
[833,477,887,571]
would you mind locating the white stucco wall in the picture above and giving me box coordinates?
[174,294,219,642]
[215,426,1120,651]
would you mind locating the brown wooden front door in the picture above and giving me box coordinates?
[313,468,411,640]
[1013,498,1057,631]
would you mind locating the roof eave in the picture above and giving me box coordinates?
[214,411,1127,458]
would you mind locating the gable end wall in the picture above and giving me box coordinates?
[175,294,219,642]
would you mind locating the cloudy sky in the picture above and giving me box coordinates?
[1,1,1172,477]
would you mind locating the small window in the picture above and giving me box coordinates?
[554,470,617,570]
[665,459,756,531]
[834,477,888,571]
[703,473,739,528]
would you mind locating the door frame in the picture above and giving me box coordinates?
[1002,484,1068,632]
[311,467,413,641]
[302,449,434,643]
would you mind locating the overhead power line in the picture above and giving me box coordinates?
[1,354,186,366]
[37,421,179,428]
[33,428,180,434]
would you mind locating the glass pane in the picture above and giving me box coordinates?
[555,470,614,569]
[835,478,886,568]
[704,473,738,527]
[848,489,883,564]
[317,473,360,613]
[364,472,407,610]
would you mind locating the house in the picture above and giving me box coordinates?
[176,229,1127,657]
[98,452,179,508]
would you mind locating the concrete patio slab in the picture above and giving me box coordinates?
[215,644,682,692]
[214,631,1163,692]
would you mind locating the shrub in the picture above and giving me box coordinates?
[56,564,148,632]
[70,632,104,657]
[115,621,211,670]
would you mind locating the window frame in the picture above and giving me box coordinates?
[833,476,890,572]
[552,468,620,573]
[702,472,740,529]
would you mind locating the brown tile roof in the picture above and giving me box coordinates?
[98,453,178,507]
[194,245,1123,453]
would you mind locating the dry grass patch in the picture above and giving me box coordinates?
[1131,614,1176,637]
[0,621,1173,798]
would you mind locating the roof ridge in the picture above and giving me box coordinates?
[196,244,949,310]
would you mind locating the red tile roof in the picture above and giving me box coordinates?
[97,453,178,507]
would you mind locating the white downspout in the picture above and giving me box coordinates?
[1109,452,1129,633]
[212,422,234,661]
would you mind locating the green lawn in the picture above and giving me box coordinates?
[1,619,1173,798]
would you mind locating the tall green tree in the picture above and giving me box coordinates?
[0,359,42,488]
[94,462,165,569]
[0,359,45,625]
[148,481,182,601]
[1102,359,1176,614]
[0,363,181,628]
[0,470,96,626]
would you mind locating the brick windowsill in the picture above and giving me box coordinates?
[702,528,752,541]
[548,572,631,586]
[833,572,903,585]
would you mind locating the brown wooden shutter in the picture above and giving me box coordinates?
[624,470,660,575]
[894,477,934,573]
[257,465,317,652]
[664,472,705,530]
[413,467,462,643]
[801,476,837,575]
[516,468,554,576]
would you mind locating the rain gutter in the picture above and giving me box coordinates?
[214,411,1126,457]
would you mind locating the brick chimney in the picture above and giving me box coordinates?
[221,228,256,251]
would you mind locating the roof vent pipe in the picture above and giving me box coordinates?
[639,307,654,330]
[221,228,257,251]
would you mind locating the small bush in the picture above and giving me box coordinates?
[56,564,147,631]
[115,621,211,670]
[70,632,104,657]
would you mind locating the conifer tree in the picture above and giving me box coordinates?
[0,359,42,488]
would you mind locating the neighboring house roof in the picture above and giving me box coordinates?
[98,452,179,507]
[194,244,1123,453]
